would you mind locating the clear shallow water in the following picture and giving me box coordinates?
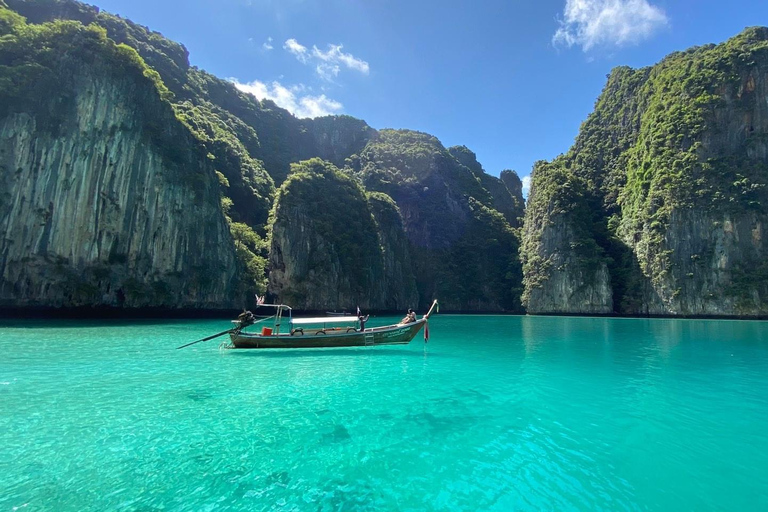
[1,316,767,511]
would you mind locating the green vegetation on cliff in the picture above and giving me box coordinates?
[0,10,170,122]
[522,27,768,315]
[433,197,523,311]
[268,159,417,309]
[274,158,381,292]
[0,4,253,307]
[354,129,524,311]
[174,101,275,230]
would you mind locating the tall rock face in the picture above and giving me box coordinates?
[521,162,614,314]
[522,27,768,316]
[268,133,526,312]
[0,13,242,308]
[366,192,420,309]
[302,116,375,170]
[447,146,525,227]
[354,130,524,311]
[499,170,525,228]
[268,159,418,310]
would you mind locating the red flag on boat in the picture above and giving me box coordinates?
[424,321,429,343]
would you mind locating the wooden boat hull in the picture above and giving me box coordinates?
[230,319,426,349]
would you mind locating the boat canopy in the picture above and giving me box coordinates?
[256,303,291,310]
[290,317,359,325]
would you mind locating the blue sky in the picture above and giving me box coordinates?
[91,0,767,193]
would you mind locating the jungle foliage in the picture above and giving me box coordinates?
[522,27,768,311]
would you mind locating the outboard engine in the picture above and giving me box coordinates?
[236,310,256,330]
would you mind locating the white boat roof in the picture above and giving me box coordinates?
[256,303,291,310]
[291,316,359,325]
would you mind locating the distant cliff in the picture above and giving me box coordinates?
[268,159,418,310]
[352,130,525,311]
[522,27,768,317]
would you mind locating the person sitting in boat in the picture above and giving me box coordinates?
[400,309,416,324]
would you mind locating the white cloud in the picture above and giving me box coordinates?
[232,79,343,118]
[522,176,532,199]
[316,63,340,82]
[262,37,273,51]
[283,38,369,81]
[283,38,309,62]
[312,44,370,74]
[553,0,668,51]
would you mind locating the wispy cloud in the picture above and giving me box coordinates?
[232,79,343,118]
[522,176,532,199]
[312,44,369,74]
[283,38,369,81]
[283,38,308,62]
[262,37,274,51]
[315,63,340,82]
[553,0,668,51]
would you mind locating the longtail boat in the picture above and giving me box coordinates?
[227,299,439,349]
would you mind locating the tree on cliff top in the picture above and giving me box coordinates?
[268,158,384,308]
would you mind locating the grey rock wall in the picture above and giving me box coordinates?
[0,71,240,308]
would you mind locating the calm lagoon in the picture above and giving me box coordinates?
[1,315,767,511]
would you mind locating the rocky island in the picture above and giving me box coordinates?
[0,0,766,316]
[522,27,768,317]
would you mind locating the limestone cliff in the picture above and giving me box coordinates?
[0,15,242,308]
[355,130,524,311]
[366,192,420,310]
[268,159,418,310]
[447,145,525,226]
[522,27,768,316]
[499,170,525,227]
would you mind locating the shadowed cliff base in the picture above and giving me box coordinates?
[0,306,245,319]
[0,306,524,319]
[6,305,767,320]
[526,311,768,320]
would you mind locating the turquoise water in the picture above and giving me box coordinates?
[1,316,768,511]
